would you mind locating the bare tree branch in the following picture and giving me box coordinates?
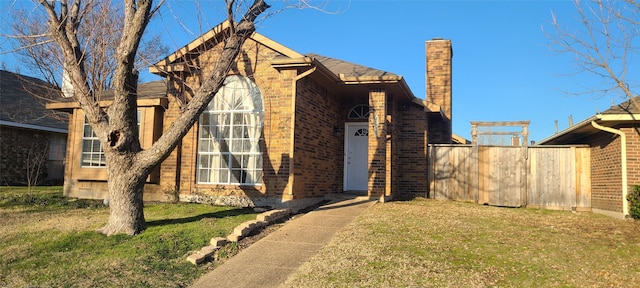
[546,0,640,112]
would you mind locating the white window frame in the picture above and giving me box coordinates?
[80,111,141,168]
[197,75,264,185]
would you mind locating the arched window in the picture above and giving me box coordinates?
[348,104,370,119]
[197,75,264,185]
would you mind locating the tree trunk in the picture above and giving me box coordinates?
[97,154,147,236]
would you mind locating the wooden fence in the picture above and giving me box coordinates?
[428,144,591,211]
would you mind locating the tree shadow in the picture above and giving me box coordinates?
[145,207,254,227]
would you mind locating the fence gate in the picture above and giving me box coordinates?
[428,144,591,210]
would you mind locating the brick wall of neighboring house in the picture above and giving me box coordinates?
[624,126,640,189]
[589,126,640,216]
[0,126,57,185]
[292,77,343,198]
[590,131,623,214]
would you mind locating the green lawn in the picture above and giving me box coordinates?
[284,199,640,288]
[0,186,257,287]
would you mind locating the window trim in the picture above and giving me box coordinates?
[196,75,264,186]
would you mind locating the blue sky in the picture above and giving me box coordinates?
[1,0,629,142]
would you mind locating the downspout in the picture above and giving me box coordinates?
[591,120,629,218]
[287,67,317,196]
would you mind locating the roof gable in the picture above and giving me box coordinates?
[150,20,303,75]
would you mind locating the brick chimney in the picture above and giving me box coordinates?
[425,38,453,144]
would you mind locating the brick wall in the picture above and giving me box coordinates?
[396,105,429,199]
[426,39,453,144]
[291,77,343,198]
[368,89,387,197]
[589,126,640,216]
[590,131,623,213]
[624,126,640,188]
[165,38,296,202]
[0,126,58,185]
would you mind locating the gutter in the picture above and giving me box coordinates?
[591,120,629,218]
[0,120,68,134]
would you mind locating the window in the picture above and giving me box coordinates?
[197,75,264,185]
[348,104,370,119]
[81,119,105,167]
[354,128,368,137]
[80,111,142,168]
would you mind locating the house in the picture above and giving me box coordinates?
[538,97,640,219]
[0,70,68,186]
[48,21,453,209]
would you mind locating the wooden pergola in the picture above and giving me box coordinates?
[470,121,530,146]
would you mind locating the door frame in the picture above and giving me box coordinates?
[343,122,369,192]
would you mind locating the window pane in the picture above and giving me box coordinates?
[233,113,243,125]
[219,141,230,153]
[92,140,101,152]
[230,154,241,169]
[201,113,210,125]
[83,125,93,137]
[219,169,229,183]
[200,126,211,138]
[199,155,210,167]
[255,155,263,169]
[219,156,229,169]
[198,169,209,183]
[81,154,92,166]
[198,140,211,153]
[230,139,241,153]
[230,169,241,184]
[233,126,243,139]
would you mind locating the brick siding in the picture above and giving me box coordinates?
[0,126,61,185]
[588,126,640,215]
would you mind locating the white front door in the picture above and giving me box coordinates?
[344,123,369,191]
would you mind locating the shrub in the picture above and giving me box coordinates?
[628,185,640,219]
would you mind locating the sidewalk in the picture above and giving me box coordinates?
[190,195,377,288]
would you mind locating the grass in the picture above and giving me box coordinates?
[283,198,640,288]
[0,186,258,287]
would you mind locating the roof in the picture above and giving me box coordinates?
[149,21,303,76]
[306,53,398,79]
[148,21,433,113]
[0,70,68,132]
[46,80,168,111]
[537,96,640,145]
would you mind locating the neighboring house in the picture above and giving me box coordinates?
[0,70,68,186]
[48,21,453,210]
[538,97,640,219]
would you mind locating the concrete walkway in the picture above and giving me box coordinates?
[191,195,377,288]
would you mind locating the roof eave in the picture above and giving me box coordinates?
[537,115,598,145]
[46,97,168,111]
[537,113,640,145]
[0,120,68,134]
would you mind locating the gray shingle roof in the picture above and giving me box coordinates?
[0,70,68,131]
[306,53,397,78]
[602,96,640,114]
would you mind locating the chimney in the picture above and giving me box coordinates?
[426,38,452,120]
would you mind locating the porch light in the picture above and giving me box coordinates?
[333,126,342,136]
